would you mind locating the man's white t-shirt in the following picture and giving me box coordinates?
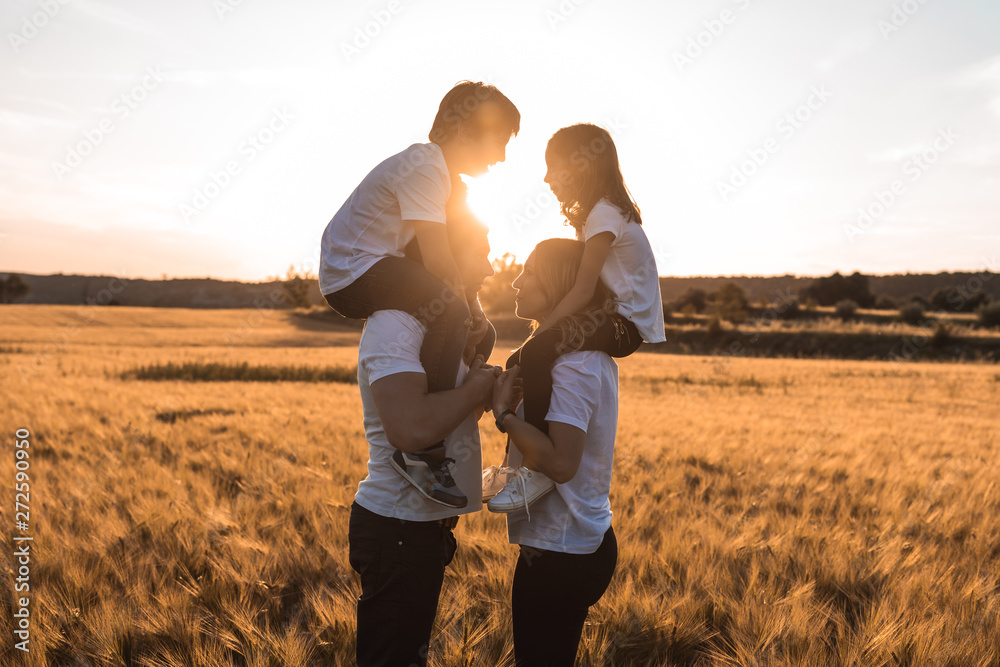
[319,143,452,296]
[354,310,482,521]
[506,350,619,554]
[579,199,666,343]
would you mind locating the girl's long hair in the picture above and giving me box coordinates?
[527,238,617,353]
[545,123,642,234]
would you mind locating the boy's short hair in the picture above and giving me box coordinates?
[428,81,520,144]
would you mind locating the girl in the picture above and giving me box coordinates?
[487,123,665,514]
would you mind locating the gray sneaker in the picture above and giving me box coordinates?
[390,449,468,508]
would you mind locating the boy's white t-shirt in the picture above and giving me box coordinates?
[354,310,483,521]
[319,143,452,296]
[505,350,619,554]
[579,199,666,343]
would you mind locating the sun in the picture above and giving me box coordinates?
[463,151,575,266]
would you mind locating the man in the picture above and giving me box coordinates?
[347,212,499,666]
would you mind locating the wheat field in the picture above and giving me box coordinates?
[1,305,999,666]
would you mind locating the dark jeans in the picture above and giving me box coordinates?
[348,501,460,667]
[506,313,641,435]
[511,526,618,666]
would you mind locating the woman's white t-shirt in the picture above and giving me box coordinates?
[579,199,666,343]
[506,350,619,554]
[319,142,452,296]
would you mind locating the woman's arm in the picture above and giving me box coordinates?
[493,367,585,483]
[532,232,615,334]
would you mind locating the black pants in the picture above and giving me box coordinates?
[347,501,460,667]
[511,527,618,666]
[506,314,641,435]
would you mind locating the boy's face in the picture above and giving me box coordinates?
[459,101,511,176]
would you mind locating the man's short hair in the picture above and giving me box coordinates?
[428,81,520,144]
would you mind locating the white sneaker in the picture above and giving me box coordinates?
[486,466,556,518]
[481,465,514,503]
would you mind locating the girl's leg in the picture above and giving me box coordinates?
[506,326,565,436]
[507,312,641,436]
[510,527,618,666]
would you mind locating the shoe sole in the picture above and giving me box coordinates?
[390,452,468,509]
[486,483,556,513]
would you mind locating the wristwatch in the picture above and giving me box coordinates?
[495,408,516,434]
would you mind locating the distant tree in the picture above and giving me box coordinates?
[799,272,874,307]
[874,294,897,310]
[931,321,951,348]
[281,265,315,309]
[710,282,748,323]
[777,299,801,320]
[903,293,929,308]
[980,303,1000,329]
[0,274,29,303]
[835,299,858,321]
[930,286,989,313]
[673,288,708,314]
[899,302,925,325]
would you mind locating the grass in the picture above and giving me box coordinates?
[120,361,358,384]
[1,305,998,665]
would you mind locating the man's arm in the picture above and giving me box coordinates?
[372,358,498,453]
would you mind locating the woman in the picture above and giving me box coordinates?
[491,237,621,666]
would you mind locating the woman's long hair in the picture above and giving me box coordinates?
[527,238,617,353]
[545,123,642,234]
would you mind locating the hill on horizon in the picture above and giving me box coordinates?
[1,270,997,309]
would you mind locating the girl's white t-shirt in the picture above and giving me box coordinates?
[505,350,619,554]
[319,143,452,296]
[579,199,666,343]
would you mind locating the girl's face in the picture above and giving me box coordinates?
[543,153,577,205]
[511,254,550,321]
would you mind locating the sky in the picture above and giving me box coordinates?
[1,0,998,281]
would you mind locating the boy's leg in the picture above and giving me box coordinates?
[334,257,471,506]
[474,320,497,362]
[328,256,471,396]
[348,502,459,667]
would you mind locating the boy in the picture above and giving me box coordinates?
[320,81,520,507]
